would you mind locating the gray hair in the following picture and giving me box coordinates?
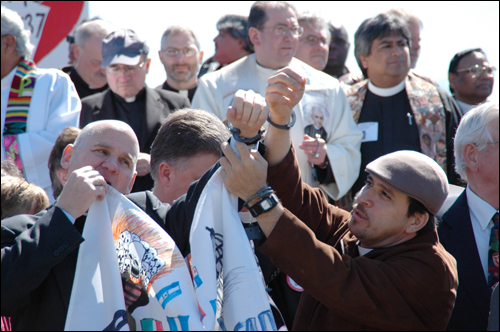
[150,109,230,181]
[1,6,34,59]
[454,102,499,182]
[160,25,201,52]
[386,8,423,29]
[354,13,410,77]
[217,14,252,53]
[297,11,331,42]
[74,19,114,49]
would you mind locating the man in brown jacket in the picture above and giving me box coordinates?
[219,68,459,330]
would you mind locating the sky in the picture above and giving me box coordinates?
[89,1,500,102]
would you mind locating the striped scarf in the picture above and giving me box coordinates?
[3,58,38,174]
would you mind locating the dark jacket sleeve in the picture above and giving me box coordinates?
[1,207,84,315]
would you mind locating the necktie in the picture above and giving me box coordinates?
[488,212,499,290]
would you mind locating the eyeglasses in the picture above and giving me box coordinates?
[300,35,329,46]
[161,47,197,57]
[456,64,496,78]
[261,24,304,37]
[106,61,147,75]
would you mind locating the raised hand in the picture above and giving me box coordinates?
[55,166,108,219]
[265,67,306,124]
[226,89,269,139]
[219,141,268,202]
[299,134,327,166]
[136,152,151,177]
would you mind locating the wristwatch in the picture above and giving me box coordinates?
[248,193,279,218]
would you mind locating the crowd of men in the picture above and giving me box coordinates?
[1,1,498,331]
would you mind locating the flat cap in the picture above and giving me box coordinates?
[101,29,149,68]
[366,150,449,215]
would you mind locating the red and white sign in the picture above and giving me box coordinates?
[3,1,88,69]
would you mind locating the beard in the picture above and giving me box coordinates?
[168,65,196,84]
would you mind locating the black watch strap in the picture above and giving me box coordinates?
[248,193,279,218]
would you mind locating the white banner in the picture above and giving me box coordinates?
[65,168,276,331]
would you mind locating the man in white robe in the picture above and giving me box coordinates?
[1,7,81,201]
[193,1,361,200]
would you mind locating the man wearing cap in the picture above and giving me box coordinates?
[198,14,252,78]
[219,67,458,330]
[80,28,190,192]
[438,102,499,331]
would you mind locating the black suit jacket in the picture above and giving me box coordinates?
[79,87,191,192]
[438,191,491,330]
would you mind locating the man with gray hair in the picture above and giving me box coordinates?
[294,11,331,71]
[158,26,203,102]
[344,13,462,202]
[1,6,81,201]
[67,19,115,99]
[80,28,190,193]
[438,102,499,331]
[199,14,252,77]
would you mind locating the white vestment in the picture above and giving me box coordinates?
[1,65,81,201]
[193,54,362,199]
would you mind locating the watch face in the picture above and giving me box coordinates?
[261,199,271,210]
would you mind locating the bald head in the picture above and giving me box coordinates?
[65,120,139,194]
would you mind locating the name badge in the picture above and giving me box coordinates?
[358,122,378,143]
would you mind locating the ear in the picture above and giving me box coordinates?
[145,58,152,74]
[406,211,429,234]
[463,143,479,173]
[3,34,17,55]
[158,50,164,64]
[158,162,173,188]
[359,54,369,69]
[126,172,137,195]
[199,50,204,63]
[56,168,69,186]
[248,27,260,47]
[60,144,75,170]
[74,44,81,61]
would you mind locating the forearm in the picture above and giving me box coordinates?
[264,112,293,167]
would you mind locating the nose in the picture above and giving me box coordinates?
[102,156,119,174]
[356,185,373,208]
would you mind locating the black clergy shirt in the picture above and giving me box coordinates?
[353,88,421,195]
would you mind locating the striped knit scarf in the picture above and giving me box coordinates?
[3,58,38,175]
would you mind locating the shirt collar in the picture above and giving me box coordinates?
[368,79,405,97]
[1,66,17,91]
[455,99,477,114]
[466,185,498,230]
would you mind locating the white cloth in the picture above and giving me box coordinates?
[189,166,276,331]
[193,54,362,200]
[367,79,406,97]
[65,187,203,331]
[1,65,81,201]
[65,172,275,331]
[466,186,497,281]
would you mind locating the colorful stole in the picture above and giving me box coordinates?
[3,58,38,175]
[345,73,448,174]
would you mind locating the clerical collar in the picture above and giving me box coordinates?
[455,99,477,114]
[357,241,373,256]
[256,61,280,76]
[113,87,145,104]
[368,79,405,97]
[125,96,136,103]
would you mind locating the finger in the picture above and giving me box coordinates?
[221,142,239,166]
[268,71,303,92]
[235,140,252,163]
[276,67,306,86]
[226,106,236,123]
[266,82,298,100]
[219,156,232,174]
[233,90,246,120]
[248,96,265,127]
[95,185,107,201]
[250,148,268,167]
[241,94,255,125]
